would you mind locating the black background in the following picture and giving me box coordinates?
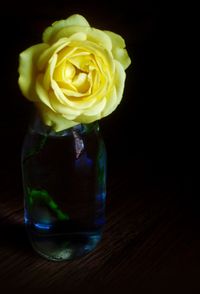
[0,0,194,292]
[0,0,192,188]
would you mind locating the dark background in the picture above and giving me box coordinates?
[0,0,192,194]
[0,0,195,292]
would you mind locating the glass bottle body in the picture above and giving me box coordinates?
[21,115,106,261]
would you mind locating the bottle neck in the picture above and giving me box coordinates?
[28,110,99,137]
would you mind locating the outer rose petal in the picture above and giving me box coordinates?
[36,75,54,111]
[113,60,126,105]
[112,47,131,70]
[104,30,131,70]
[52,26,90,43]
[75,112,101,124]
[36,102,78,132]
[47,23,113,51]
[101,87,117,117]
[43,14,90,44]
[69,32,87,41]
[87,28,112,51]
[104,31,125,49]
[82,97,107,116]
[18,43,48,101]
[102,60,126,117]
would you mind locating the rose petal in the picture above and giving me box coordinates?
[69,49,91,58]
[36,74,55,111]
[43,52,57,90]
[18,43,48,101]
[112,47,131,70]
[60,90,97,109]
[68,54,92,72]
[57,81,77,92]
[69,32,87,41]
[43,14,90,44]
[52,26,89,43]
[101,61,125,117]
[104,30,125,48]
[52,78,97,109]
[51,79,93,107]
[54,59,76,85]
[87,28,112,51]
[113,60,126,104]
[61,88,86,98]
[101,87,117,117]
[51,79,74,103]
[104,31,131,69]
[83,97,107,116]
[86,41,115,74]
[75,113,101,123]
[50,92,81,119]
[53,60,67,82]
[37,38,69,71]
[56,46,77,67]
[72,73,90,93]
[36,102,78,132]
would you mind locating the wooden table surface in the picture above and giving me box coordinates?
[0,1,195,292]
[0,154,196,292]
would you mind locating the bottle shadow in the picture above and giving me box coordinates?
[0,219,32,254]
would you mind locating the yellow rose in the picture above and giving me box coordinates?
[18,14,131,131]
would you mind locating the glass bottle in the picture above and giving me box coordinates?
[21,112,106,261]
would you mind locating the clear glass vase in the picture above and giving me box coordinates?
[21,112,106,261]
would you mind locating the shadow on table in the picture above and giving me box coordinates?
[0,220,31,254]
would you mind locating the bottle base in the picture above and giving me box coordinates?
[28,231,102,261]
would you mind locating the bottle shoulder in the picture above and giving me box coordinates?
[28,114,100,138]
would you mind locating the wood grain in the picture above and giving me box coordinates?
[0,159,197,293]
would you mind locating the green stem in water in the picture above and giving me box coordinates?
[28,187,69,221]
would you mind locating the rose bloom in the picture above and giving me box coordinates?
[18,14,131,131]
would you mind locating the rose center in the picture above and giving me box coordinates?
[61,60,90,93]
[65,62,76,80]
[53,50,96,96]
[72,72,90,93]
